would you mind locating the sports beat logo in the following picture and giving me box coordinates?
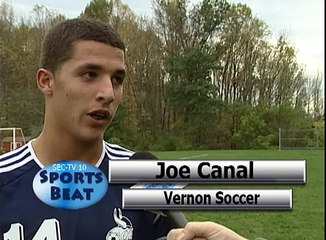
[33,160,108,209]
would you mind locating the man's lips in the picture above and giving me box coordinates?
[88,110,110,121]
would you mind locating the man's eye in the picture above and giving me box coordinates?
[112,76,124,85]
[82,71,97,79]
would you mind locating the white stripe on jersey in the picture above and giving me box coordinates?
[104,143,134,159]
[0,155,33,173]
[0,145,30,167]
[105,150,131,159]
[105,142,134,154]
[0,141,135,172]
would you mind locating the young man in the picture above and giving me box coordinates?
[0,18,246,240]
[0,17,172,240]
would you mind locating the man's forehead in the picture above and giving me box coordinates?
[70,41,125,64]
[72,40,125,57]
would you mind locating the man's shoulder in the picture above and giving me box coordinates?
[0,143,35,187]
[0,143,32,170]
[103,141,134,159]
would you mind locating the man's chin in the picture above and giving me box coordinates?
[79,130,105,144]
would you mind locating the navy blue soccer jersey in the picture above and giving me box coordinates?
[0,141,173,240]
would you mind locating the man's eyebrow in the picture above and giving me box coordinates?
[78,63,103,71]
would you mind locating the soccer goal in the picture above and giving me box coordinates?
[278,128,324,150]
[0,128,26,154]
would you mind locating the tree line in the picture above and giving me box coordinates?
[0,0,324,150]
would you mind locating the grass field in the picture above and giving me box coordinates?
[153,150,324,240]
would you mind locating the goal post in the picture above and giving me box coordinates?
[278,128,324,150]
[0,128,26,154]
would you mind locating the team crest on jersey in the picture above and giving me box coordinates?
[106,208,133,240]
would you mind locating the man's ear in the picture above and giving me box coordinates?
[36,68,54,95]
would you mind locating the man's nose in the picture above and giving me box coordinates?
[96,77,115,103]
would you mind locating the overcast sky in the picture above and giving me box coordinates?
[9,0,325,78]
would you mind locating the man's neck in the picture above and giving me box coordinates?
[32,131,103,166]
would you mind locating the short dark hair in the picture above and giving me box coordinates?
[40,18,125,72]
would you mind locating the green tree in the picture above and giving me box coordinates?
[80,0,112,22]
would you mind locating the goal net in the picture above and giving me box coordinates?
[0,128,26,154]
[278,128,324,150]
